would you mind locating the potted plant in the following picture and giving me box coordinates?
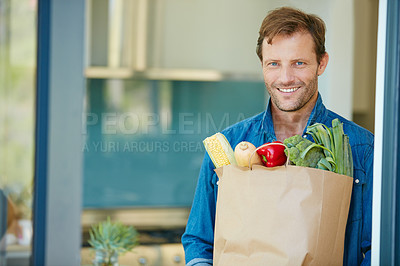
[88,217,139,266]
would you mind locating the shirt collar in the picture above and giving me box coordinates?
[261,92,327,139]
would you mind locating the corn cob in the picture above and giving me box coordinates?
[203,133,237,168]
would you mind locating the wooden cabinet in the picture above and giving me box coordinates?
[85,0,270,80]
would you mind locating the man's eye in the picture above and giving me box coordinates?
[269,62,278,66]
[295,62,304,66]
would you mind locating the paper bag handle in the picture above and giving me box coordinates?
[248,142,290,170]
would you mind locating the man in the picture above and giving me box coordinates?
[182,6,374,266]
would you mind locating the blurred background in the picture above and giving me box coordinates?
[0,0,378,265]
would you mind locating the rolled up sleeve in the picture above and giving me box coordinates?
[182,153,217,264]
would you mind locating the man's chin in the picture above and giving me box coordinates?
[277,106,301,112]
[273,101,302,112]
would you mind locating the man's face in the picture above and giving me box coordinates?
[261,31,328,112]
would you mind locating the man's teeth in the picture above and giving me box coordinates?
[279,87,299,93]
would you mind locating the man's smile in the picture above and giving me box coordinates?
[277,87,300,93]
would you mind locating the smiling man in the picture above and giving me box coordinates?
[182,7,374,266]
[261,30,328,141]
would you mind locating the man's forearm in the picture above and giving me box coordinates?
[186,258,213,266]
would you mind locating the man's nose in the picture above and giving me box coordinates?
[279,66,295,85]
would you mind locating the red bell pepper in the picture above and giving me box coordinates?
[256,141,287,167]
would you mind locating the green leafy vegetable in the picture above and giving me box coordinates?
[307,118,353,177]
[283,134,325,168]
[284,118,354,177]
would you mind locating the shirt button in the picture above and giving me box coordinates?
[355,179,360,184]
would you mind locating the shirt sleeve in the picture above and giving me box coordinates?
[181,153,217,264]
[361,250,371,266]
[186,258,213,266]
[361,142,373,266]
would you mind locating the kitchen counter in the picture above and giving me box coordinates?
[6,244,31,266]
[81,243,185,266]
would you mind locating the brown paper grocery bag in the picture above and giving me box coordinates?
[213,164,353,266]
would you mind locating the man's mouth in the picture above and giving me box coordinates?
[278,87,300,93]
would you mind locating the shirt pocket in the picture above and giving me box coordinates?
[347,169,366,222]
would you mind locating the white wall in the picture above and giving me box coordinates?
[153,0,355,119]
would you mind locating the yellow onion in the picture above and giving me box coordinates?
[234,141,262,167]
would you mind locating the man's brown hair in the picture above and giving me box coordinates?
[256,7,326,64]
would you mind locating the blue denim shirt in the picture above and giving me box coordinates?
[182,94,374,266]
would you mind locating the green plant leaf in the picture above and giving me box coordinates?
[88,216,139,256]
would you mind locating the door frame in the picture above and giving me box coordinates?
[32,0,85,265]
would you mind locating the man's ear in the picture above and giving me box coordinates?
[317,52,329,76]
